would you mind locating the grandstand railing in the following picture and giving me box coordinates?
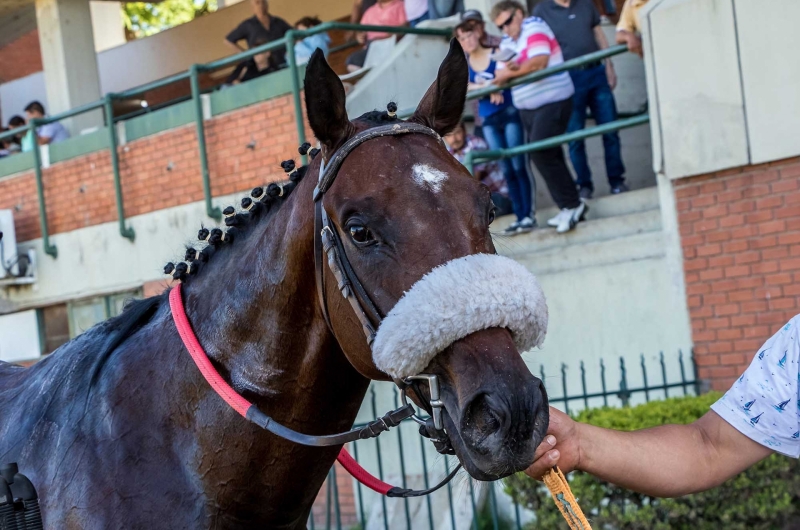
[0,23,643,259]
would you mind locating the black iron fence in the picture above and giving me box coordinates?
[310,349,699,530]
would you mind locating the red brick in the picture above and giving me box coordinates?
[719,353,745,364]
[730,314,757,327]
[765,273,793,285]
[696,244,722,257]
[728,289,754,303]
[715,303,740,316]
[759,220,787,235]
[707,366,737,378]
[695,219,719,233]
[724,265,750,278]
[694,354,721,366]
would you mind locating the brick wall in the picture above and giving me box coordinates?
[0,93,308,243]
[675,156,800,390]
[0,30,42,85]
[309,461,359,527]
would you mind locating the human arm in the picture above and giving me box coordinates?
[529,317,800,497]
[593,25,616,89]
[346,0,364,41]
[492,55,549,85]
[527,407,773,498]
[225,22,248,53]
[615,0,643,57]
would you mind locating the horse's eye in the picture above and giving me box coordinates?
[488,206,497,226]
[349,225,372,244]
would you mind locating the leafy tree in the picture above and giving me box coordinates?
[123,0,218,39]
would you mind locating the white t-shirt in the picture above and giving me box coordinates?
[405,0,428,21]
[711,314,800,457]
[498,16,574,110]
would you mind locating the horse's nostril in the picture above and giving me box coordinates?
[462,393,507,448]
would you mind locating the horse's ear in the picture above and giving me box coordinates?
[409,39,469,136]
[304,49,353,155]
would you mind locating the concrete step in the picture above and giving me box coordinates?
[534,186,660,225]
[508,230,666,276]
[494,208,662,256]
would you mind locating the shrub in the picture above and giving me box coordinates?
[504,392,800,530]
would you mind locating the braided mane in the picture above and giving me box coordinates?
[163,104,401,282]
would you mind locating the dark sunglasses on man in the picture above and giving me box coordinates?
[497,10,517,30]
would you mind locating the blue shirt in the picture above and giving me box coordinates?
[294,33,330,65]
[468,55,513,119]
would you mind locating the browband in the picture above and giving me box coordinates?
[313,122,445,202]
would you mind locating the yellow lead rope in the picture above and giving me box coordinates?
[542,467,592,530]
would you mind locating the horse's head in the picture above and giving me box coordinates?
[304,41,548,481]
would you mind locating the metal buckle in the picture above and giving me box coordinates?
[401,374,445,430]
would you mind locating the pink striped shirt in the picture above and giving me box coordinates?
[499,17,574,110]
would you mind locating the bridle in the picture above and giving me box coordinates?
[169,122,461,498]
[313,122,453,443]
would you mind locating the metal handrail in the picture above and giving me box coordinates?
[1,21,638,260]
[465,113,650,171]
[467,43,627,100]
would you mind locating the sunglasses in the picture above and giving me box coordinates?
[497,10,516,30]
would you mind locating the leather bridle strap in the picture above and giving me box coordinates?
[313,122,446,338]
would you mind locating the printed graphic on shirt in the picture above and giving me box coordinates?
[711,315,800,458]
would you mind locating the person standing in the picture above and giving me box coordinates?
[455,10,534,235]
[225,0,291,70]
[491,1,587,234]
[534,0,627,201]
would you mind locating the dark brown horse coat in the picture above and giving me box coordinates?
[0,43,548,529]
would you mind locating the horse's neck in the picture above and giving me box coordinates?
[180,174,369,434]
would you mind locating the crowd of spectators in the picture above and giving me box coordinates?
[450,0,644,235]
[0,101,70,160]
[217,0,647,236]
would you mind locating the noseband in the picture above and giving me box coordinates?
[313,122,453,447]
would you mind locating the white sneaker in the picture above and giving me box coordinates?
[547,210,569,228]
[556,201,588,234]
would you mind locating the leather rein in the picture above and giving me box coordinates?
[170,123,461,498]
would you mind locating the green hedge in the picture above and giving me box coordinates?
[504,393,800,530]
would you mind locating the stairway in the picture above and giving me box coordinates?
[494,186,664,276]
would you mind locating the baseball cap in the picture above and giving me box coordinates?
[460,9,484,23]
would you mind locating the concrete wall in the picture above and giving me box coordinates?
[642,0,800,179]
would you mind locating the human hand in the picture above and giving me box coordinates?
[493,68,513,85]
[627,34,643,57]
[489,92,504,105]
[606,63,617,90]
[524,407,582,479]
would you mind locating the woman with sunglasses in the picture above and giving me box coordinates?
[491,0,587,234]
[455,10,535,236]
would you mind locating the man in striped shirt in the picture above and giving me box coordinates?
[492,1,587,234]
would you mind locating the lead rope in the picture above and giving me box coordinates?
[542,467,592,530]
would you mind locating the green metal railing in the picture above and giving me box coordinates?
[0,23,641,259]
[310,349,699,529]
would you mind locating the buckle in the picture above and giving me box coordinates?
[401,374,445,430]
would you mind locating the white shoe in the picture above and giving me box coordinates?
[556,201,588,234]
[547,210,569,228]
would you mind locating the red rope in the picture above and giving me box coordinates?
[169,285,252,418]
[170,284,398,496]
[336,448,393,495]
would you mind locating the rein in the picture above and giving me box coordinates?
[169,284,459,498]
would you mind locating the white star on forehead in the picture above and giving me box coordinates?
[411,164,447,193]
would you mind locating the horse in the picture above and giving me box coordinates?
[0,41,549,528]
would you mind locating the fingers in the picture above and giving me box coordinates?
[525,435,560,480]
